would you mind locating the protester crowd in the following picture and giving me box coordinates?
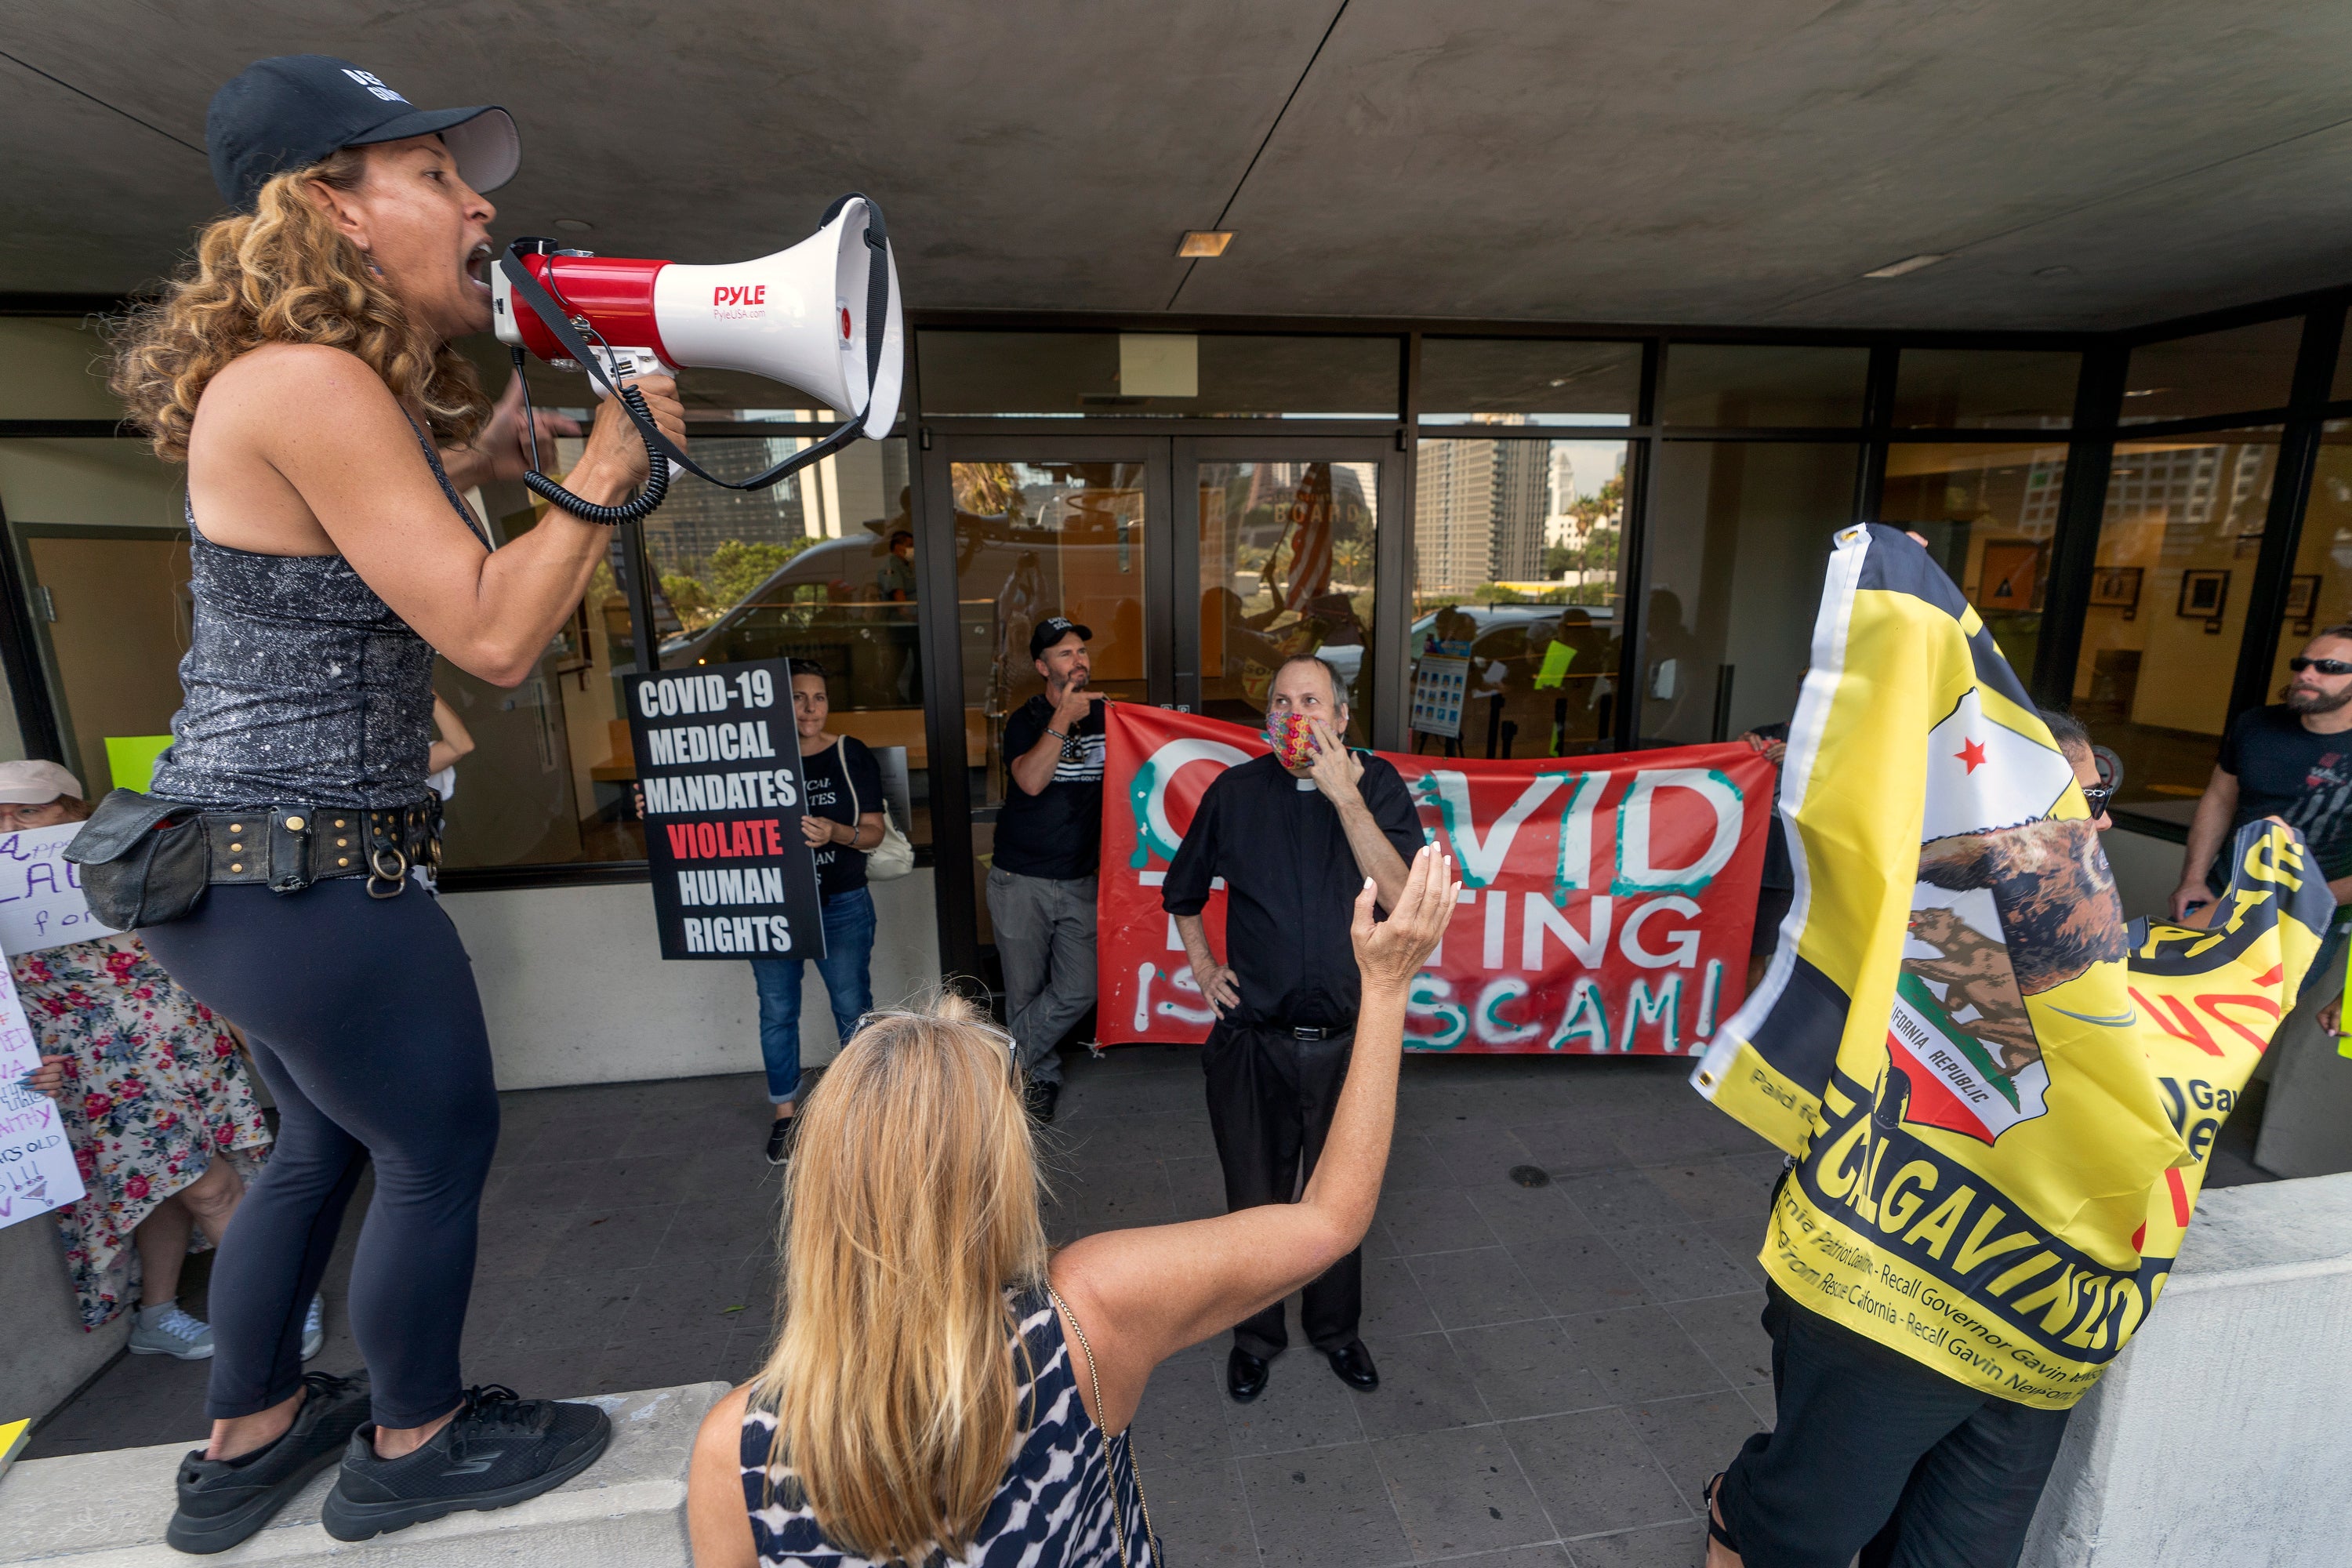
[20,49,2344,1568]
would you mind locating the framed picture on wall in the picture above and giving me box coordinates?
[2287,573,2322,633]
[2089,564,2143,620]
[1976,541,2042,612]
[2178,568,2230,632]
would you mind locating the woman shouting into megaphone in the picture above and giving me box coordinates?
[96,56,684,1553]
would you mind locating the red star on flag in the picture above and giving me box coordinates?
[1955,738,1988,773]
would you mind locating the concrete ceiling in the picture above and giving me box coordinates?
[6,2,2352,332]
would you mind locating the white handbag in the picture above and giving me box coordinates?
[842,749,915,880]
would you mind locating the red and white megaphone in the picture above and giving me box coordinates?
[492,194,902,522]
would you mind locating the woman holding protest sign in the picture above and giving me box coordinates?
[3,762,325,1363]
[85,55,685,1550]
[750,659,887,1167]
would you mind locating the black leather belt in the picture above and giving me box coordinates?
[1289,1025,1335,1040]
[199,802,441,898]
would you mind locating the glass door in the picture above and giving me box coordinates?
[921,439,1173,982]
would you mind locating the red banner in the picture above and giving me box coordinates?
[1098,706,1776,1054]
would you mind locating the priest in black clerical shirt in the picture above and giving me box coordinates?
[1162,653,1426,1403]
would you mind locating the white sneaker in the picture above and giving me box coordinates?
[129,1304,215,1359]
[301,1294,325,1362]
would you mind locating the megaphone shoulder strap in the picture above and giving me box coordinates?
[496,195,894,518]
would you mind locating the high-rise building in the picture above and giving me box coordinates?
[1415,438,1550,592]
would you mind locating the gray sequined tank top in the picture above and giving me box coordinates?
[148,423,488,811]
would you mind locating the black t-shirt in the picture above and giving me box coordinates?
[800,737,885,898]
[993,695,1107,880]
[1161,752,1427,1029]
[2216,704,2352,885]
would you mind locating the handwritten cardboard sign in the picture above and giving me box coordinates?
[0,823,122,956]
[0,953,85,1230]
[626,660,826,960]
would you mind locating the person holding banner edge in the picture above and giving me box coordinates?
[1704,713,2147,1568]
[1163,654,1424,1400]
[93,56,686,1552]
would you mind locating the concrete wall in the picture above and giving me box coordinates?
[437,869,943,1091]
[0,1214,125,1432]
[2024,1173,2352,1566]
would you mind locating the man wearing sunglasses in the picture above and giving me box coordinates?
[2169,628,2352,938]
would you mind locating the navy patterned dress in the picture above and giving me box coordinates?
[739,1288,1155,1566]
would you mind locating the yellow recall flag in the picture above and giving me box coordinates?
[1693,524,2329,1409]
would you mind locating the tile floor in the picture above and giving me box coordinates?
[27,1045,2276,1567]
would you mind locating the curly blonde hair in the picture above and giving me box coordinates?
[110,148,488,462]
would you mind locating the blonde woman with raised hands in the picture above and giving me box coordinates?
[687,843,1460,1568]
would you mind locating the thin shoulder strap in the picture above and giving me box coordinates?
[401,414,493,546]
[1044,1283,1154,1567]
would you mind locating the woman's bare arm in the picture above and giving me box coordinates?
[686,1385,759,1568]
[1049,844,1457,1433]
[188,343,681,687]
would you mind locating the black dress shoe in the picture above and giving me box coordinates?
[1025,1079,1060,1123]
[1226,1346,1270,1403]
[1327,1340,1379,1391]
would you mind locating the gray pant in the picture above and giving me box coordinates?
[985,867,1096,1087]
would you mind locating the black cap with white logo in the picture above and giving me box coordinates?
[1029,616,1093,660]
[206,55,520,211]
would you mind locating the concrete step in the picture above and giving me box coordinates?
[0,1382,726,1566]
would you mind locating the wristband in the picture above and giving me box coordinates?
[1045,728,1068,742]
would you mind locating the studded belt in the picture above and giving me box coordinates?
[199,802,441,898]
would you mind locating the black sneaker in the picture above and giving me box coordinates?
[320,1384,611,1542]
[765,1116,797,1167]
[165,1369,371,1555]
[1025,1079,1060,1123]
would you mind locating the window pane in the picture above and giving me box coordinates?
[918,331,1398,417]
[1419,339,1640,426]
[2265,423,2352,696]
[1409,438,1627,756]
[1878,442,2071,677]
[646,431,927,845]
[2121,319,2301,425]
[2071,430,2282,819]
[1658,345,1868,427]
[1198,460,1380,746]
[1644,443,1861,742]
[1891,350,2078,429]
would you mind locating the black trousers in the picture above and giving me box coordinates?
[1719,1282,2074,1568]
[1202,1020,1361,1356]
[141,880,499,1430]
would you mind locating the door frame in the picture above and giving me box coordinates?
[916,434,1406,982]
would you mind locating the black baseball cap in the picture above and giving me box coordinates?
[1029,616,1092,660]
[206,55,520,211]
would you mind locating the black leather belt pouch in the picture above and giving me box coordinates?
[64,788,209,930]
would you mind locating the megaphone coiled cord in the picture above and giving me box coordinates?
[510,348,670,525]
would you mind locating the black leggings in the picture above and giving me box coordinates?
[142,879,499,1428]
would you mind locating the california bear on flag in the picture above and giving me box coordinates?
[1693,524,2328,1409]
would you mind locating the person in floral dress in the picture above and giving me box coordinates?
[6,763,320,1360]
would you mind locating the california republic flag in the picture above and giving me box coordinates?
[1921,688,2076,841]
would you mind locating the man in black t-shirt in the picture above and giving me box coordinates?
[1163,655,1425,1404]
[2171,626,2352,927]
[987,616,1109,1122]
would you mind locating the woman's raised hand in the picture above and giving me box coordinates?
[1351,843,1459,993]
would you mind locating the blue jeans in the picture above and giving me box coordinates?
[750,886,877,1105]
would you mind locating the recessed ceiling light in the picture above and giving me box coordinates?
[1863,253,1947,279]
[1177,230,1232,258]
[553,218,594,233]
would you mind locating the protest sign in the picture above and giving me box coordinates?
[0,824,122,956]
[0,949,84,1230]
[1099,706,1774,1054]
[626,660,824,960]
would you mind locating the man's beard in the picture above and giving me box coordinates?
[2283,681,2352,715]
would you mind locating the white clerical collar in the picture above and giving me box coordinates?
[1295,777,1316,790]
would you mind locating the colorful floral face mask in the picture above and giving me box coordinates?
[1262,710,1319,769]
